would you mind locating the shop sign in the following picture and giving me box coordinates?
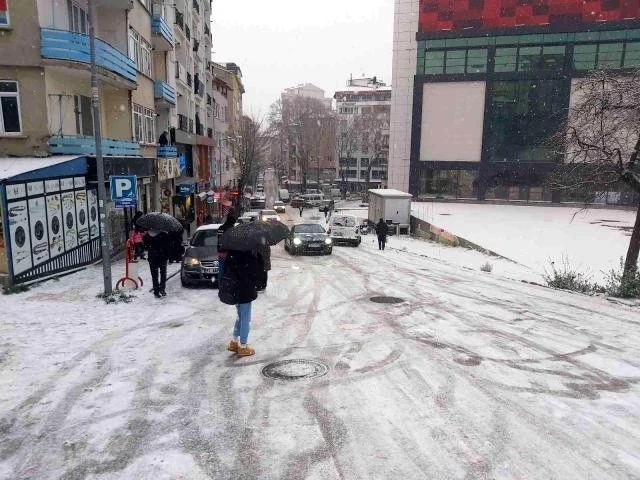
[176,184,195,196]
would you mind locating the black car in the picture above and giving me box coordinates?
[180,224,222,287]
[284,223,333,255]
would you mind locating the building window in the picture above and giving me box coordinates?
[67,0,88,34]
[0,0,10,26]
[488,80,566,163]
[624,42,640,68]
[132,104,155,144]
[0,81,21,134]
[74,95,93,136]
[422,48,487,74]
[128,28,152,77]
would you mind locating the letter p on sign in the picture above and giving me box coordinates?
[115,178,132,197]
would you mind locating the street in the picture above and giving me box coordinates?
[1,206,640,479]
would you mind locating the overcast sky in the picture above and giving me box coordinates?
[210,0,394,118]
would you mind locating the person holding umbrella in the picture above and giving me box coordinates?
[143,230,170,298]
[136,212,183,297]
[218,220,289,357]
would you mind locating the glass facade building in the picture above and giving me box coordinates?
[394,0,640,203]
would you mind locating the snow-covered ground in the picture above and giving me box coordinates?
[2,205,640,479]
[411,202,637,283]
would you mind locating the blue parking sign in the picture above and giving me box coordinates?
[110,175,138,208]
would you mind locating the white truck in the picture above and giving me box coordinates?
[367,189,412,234]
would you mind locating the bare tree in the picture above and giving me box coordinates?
[550,71,640,277]
[335,114,361,195]
[236,114,268,208]
[358,107,390,193]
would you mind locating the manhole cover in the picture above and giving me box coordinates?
[262,359,329,380]
[370,296,405,304]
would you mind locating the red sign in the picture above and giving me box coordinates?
[419,0,640,33]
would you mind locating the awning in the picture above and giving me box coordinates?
[0,155,87,182]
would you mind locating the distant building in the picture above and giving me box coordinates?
[389,0,640,203]
[334,76,391,192]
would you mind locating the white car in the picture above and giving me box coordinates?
[259,209,281,222]
[328,214,361,246]
[273,201,286,213]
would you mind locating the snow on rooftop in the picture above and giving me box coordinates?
[368,189,412,198]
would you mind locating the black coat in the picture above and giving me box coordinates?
[143,232,170,262]
[218,250,261,305]
[375,221,389,238]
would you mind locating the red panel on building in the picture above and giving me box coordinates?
[419,0,640,33]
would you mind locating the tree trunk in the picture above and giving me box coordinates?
[624,202,640,274]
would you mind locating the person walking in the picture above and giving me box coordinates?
[299,205,304,217]
[216,213,236,284]
[143,230,170,298]
[375,218,389,251]
[219,249,261,357]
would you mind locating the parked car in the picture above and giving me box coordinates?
[273,201,286,213]
[244,211,260,222]
[180,224,222,287]
[259,209,281,222]
[236,216,253,225]
[328,214,361,246]
[284,223,332,255]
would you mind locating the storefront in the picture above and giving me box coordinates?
[0,156,100,286]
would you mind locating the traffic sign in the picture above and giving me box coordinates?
[110,175,137,208]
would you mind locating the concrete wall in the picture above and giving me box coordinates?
[388,0,419,192]
[1,0,42,67]
[0,67,48,157]
[101,89,132,140]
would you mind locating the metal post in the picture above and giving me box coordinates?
[89,0,113,294]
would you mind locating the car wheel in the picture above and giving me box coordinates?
[181,275,191,288]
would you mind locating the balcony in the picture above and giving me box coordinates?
[40,28,136,86]
[196,122,204,136]
[206,94,212,105]
[154,81,177,106]
[151,15,174,51]
[158,145,178,157]
[186,72,192,87]
[207,128,213,138]
[48,135,140,156]
[196,81,204,97]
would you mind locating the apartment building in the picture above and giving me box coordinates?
[334,76,391,192]
[0,0,216,285]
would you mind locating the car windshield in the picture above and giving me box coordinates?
[262,210,277,216]
[294,224,325,234]
[190,229,219,247]
[332,216,356,227]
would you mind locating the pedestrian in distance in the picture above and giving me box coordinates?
[375,218,389,251]
[132,210,143,231]
[216,213,237,284]
[143,230,170,298]
[299,205,304,217]
[219,249,262,357]
[129,226,146,260]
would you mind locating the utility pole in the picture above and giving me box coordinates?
[88,0,112,294]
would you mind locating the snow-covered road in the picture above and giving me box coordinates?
[2,208,640,479]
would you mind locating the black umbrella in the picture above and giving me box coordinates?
[135,212,183,233]
[219,220,289,251]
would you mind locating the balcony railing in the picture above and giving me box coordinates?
[154,81,177,105]
[48,135,140,156]
[158,145,178,157]
[175,9,184,30]
[40,28,136,83]
[189,119,194,133]
[151,15,174,48]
